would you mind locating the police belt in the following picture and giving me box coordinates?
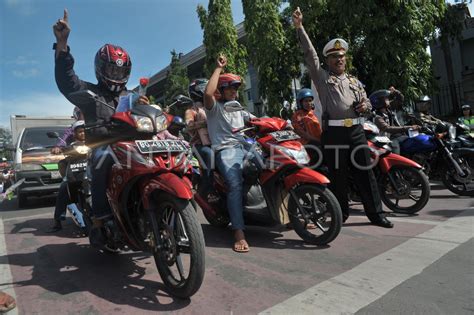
[327,117,365,127]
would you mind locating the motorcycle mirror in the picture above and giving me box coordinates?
[175,95,193,106]
[47,131,60,139]
[283,100,290,110]
[68,90,116,111]
[224,101,244,112]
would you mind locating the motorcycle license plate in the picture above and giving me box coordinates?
[374,136,391,143]
[270,130,300,142]
[70,162,88,172]
[135,140,189,154]
[51,171,61,179]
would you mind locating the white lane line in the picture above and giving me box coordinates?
[0,218,19,315]
[261,209,474,315]
[385,217,440,225]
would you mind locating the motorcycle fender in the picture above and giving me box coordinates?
[141,173,193,209]
[283,167,330,189]
[379,153,422,173]
[452,147,474,157]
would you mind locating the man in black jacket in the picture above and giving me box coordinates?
[53,9,149,247]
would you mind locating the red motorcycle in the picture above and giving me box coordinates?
[348,122,431,214]
[194,104,342,246]
[68,90,205,298]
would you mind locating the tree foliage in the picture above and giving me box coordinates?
[163,50,189,116]
[287,0,446,101]
[197,0,247,77]
[242,0,300,116]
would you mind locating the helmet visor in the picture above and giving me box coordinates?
[102,62,131,83]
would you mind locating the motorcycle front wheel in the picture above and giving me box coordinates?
[442,151,474,197]
[288,184,342,245]
[379,166,430,214]
[150,192,205,298]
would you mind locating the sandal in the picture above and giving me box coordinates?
[0,291,16,313]
[233,239,250,253]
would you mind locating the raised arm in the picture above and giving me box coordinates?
[293,7,323,84]
[204,55,227,110]
[53,9,88,100]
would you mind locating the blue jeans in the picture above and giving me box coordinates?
[54,181,85,227]
[215,143,263,230]
[90,146,114,219]
[194,144,214,196]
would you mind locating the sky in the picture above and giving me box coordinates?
[0,0,246,129]
[0,0,473,129]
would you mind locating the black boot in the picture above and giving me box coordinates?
[368,215,394,228]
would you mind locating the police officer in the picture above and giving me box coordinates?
[292,7,393,228]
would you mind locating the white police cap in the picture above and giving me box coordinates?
[323,38,348,57]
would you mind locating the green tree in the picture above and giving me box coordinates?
[437,3,468,111]
[163,50,189,116]
[0,127,13,160]
[287,0,446,101]
[242,0,300,116]
[197,0,247,77]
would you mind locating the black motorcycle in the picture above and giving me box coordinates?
[400,117,474,197]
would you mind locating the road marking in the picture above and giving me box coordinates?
[261,209,474,315]
[0,218,19,315]
[385,217,440,225]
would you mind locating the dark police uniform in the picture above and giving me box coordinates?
[296,27,392,227]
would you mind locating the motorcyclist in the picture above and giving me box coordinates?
[53,9,149,248]
[413,95,442,125]
[51,107,83,155]
[370,89,420,154]
[291,88,322,166]
[185,79,215,198]
[47,120,87,233]
[458,104,474,131]
[203,55,261,253]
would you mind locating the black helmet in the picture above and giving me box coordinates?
[369,90,391,110]
[188,78,208,101]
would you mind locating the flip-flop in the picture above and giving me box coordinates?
[233,240,250,253]
[0,292,16,313]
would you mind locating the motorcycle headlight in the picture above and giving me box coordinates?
[73,144,91,155]
[155,114,168,132]
[132,115,154,132]
[274,145,310,164]
[448,125,456,140]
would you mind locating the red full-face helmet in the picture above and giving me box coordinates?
[94,44,132,92]
[217,73,242,90]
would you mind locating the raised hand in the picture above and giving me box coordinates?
[53,9,70,43]
[217,54,227,68]
[292,7,303,29]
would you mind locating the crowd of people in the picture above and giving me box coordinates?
[46,6,473,256]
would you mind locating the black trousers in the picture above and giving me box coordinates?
[321,125,383,217]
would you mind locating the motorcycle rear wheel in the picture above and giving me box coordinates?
[442,151,474,197]
[288,184,342,245]
[379,166,430,214]
[151,192,205,298]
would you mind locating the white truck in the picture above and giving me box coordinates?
[10,115,75,146]
[10,115,75,207]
